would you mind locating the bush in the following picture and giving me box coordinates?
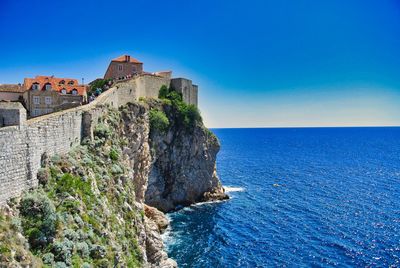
[89,78,112,95]
[76,242,90,258]
[111,164,123,174]
[19,191,57,249]
[158,85,170,99]
[37,168,50,186]
[54,173,93,199]
[157,86,202,129]
[109,148,119,161]
[183,104,202,128]
[94,123,111,139]
[90,244,106,259]
[42,252,54,265]
[52,239,74,264]
[149,109,170,132]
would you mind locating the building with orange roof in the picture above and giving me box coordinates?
[104,55,144,80]
[23,75,87,117]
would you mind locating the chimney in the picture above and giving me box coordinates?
[125,55,130,62]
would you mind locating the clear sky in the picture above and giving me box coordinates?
[1,0,400,128]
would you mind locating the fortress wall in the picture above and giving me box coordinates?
[135,75,170,99]
[0,74,185,205]
[0,126,29,203]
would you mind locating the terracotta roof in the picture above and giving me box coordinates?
[0,84,26,93]
[23,76,87,96]
[112,55,142,64]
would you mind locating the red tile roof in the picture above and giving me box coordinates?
[112,55,142,64]
[0,84,26,93]
[23,76,87,96]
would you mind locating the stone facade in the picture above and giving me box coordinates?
[0,102,26,127]
[170,78,198,106]
[104,55,144,80]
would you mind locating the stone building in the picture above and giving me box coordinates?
[0,84,26,101]
[104,55,143,80]
[23,76,87,117]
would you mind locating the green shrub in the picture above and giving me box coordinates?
[166,90,182,102]
[149,109,170,132]
[94,123,111,139]
[42,252,54,265]
[158,85,170,99]
[89,78,112,94]
[76,242,90,258]
[109,148,119,161]
[157,86,202,129]
[110,164,123,174]
[19,191,57,250]
[54,173,93,199]
[52,239,74,265]
[90,244,106,259]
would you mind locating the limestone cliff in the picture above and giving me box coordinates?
[0,99,227,267]
[145,99,228,212]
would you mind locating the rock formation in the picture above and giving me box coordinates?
[145,100,228,212]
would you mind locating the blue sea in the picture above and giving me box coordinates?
[163,128,400,267]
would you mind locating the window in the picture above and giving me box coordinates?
[59,80,65,85]
[118,64,123,71]
[44,108,53,114]
[61,88,67,94]
[45,96,52,105]
[45,83,52,91]
[71,89,78,95]
[132,66,136,72]
[68,80,74,85]
[33,96,40,105]
[33,109,41,116]
[32,83,39,90]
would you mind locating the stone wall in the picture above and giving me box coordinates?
[170,78,198,107]
[0,102,26,127]
[0,74,171,205]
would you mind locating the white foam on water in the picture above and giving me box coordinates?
[224,186,246,193]
[191,199,227,207]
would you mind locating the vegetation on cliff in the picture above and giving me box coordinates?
[157,85,202,130]
[0,107,144,267]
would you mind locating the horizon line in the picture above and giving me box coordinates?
[209,125,400,129]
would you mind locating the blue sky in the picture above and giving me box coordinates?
[1,0,400,127]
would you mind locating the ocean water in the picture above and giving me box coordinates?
[163,128,400,267]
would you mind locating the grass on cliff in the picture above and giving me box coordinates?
[0,105,144,268]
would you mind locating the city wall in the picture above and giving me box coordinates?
[0,75,170,205]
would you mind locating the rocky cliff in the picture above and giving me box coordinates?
[0,98,227,267]
[145,99,228,212]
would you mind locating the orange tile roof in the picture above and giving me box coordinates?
[0,84,26,93]
[23,75,87,96]
[112,55,142,64]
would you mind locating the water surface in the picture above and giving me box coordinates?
[164,127,400,267]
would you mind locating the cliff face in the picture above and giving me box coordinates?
[0,100,227,267]
[145,100,227,212]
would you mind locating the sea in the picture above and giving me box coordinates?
[162,127,400,267]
